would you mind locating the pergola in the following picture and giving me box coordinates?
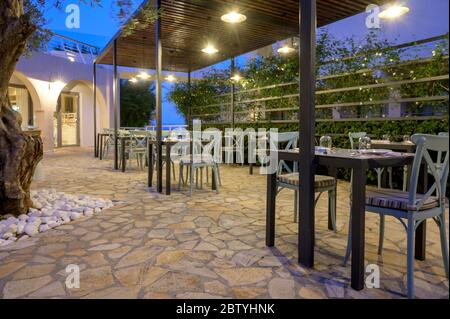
[94,0,388,291]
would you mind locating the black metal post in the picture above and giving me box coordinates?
[93,63,97,157]
[187,71,192,130]
[155,0,163,193]
[230,57,235,129]
[113,40,119,170]
[298,0,317,268]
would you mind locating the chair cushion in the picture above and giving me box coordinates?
[366,188,439,211]
[277,173,336,189]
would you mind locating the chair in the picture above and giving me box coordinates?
[177,132,221,196]
[345,134,449,298]
[349,132,393,189]
[120,130,148,170]
[277,173,337,230]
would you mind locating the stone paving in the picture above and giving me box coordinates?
[0,147,448,299]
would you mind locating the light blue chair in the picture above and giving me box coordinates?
[345,133,449,298]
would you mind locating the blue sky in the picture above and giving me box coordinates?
[45,0,449,125]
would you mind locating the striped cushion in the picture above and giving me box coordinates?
[278,173,336,189]
[366,188,439,211]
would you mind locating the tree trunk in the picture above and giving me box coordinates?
[0,0,43,216]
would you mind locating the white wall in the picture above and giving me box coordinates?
[14,52,114,151]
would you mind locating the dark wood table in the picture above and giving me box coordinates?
[266,148,417,291]
[96,133,109,159]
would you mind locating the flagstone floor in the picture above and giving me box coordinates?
[0,147,448,299]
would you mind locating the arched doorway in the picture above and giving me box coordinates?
[54,91,80,147]
[54,79,107,148]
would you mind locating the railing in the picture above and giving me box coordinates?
[191,35,449,126]
[46,33,100,64]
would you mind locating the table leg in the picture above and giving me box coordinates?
[166,144,171,195]
[328,167,337,231]
[148,143,153,187]
[266,171,277,247]
[351,166,366,291]
[415,163,429,260]
[99,134,103,160]
[211,167,217,191]
[95,134,99,157]
[249,163,253,175]
[121,138,126,172]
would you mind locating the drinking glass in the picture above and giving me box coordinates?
[359,136,372,150]
[403,135,411,143]
[319,135,332,149]
[382,134,391,142]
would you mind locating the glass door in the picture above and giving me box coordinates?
[53,93,80,147]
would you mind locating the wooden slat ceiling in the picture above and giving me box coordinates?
[96,0,387,72]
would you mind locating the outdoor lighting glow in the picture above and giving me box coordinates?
[221,11,247,24]
[379,4,410,19]
[165,75,176,82]
[129,77,138,83]
[137,72,150,80]
[277,46,295,54]
[202,45,219,54]
[68,57,75,62]
[231,74,242,82]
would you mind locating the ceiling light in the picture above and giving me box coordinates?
[202,45,219,54]
[165,75,176,82]
[68,57,75,62]
[129,78,138,83]
[221,11,247,24]
[277,46,295,54]
[231,74,242,82]
[379,4,410,19]
[137,72,150,80]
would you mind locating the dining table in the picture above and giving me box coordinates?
[266,148,421,291]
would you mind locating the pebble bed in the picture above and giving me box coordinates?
[0,189,114,247]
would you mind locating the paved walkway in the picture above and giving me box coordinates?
[0,148,448,299]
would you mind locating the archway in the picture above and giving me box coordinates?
[10,71,42,130]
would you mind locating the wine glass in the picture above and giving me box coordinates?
[403,135,411,143]
[320,135,332,149]
[359,136,372,151]
[382,134,391,142]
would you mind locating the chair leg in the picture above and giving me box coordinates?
[178,164,183,191]
[206,167,209,184]
[403,165,408,192]
[376,168,382,189]
[189,165,193,197]
[328,188,337,231]
[406,217,415,299]
[200,167,203,189]
[171,161,176,181]
[438,213,450,279]
[378,215,385,255]
[388,167,393,189]
[213,165,220,194]
[216,164,222,186]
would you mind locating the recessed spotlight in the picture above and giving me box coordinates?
[202,45,219,54]
[231,74,242,82]
[221,11,247,24]
[137,72,150,80]
[379,4,410,19]
[165,75,176,82]
[277,46,295,54]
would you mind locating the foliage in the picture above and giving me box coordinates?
[120,79,155,127]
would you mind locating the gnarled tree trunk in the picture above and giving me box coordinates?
[0,0,43,216]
